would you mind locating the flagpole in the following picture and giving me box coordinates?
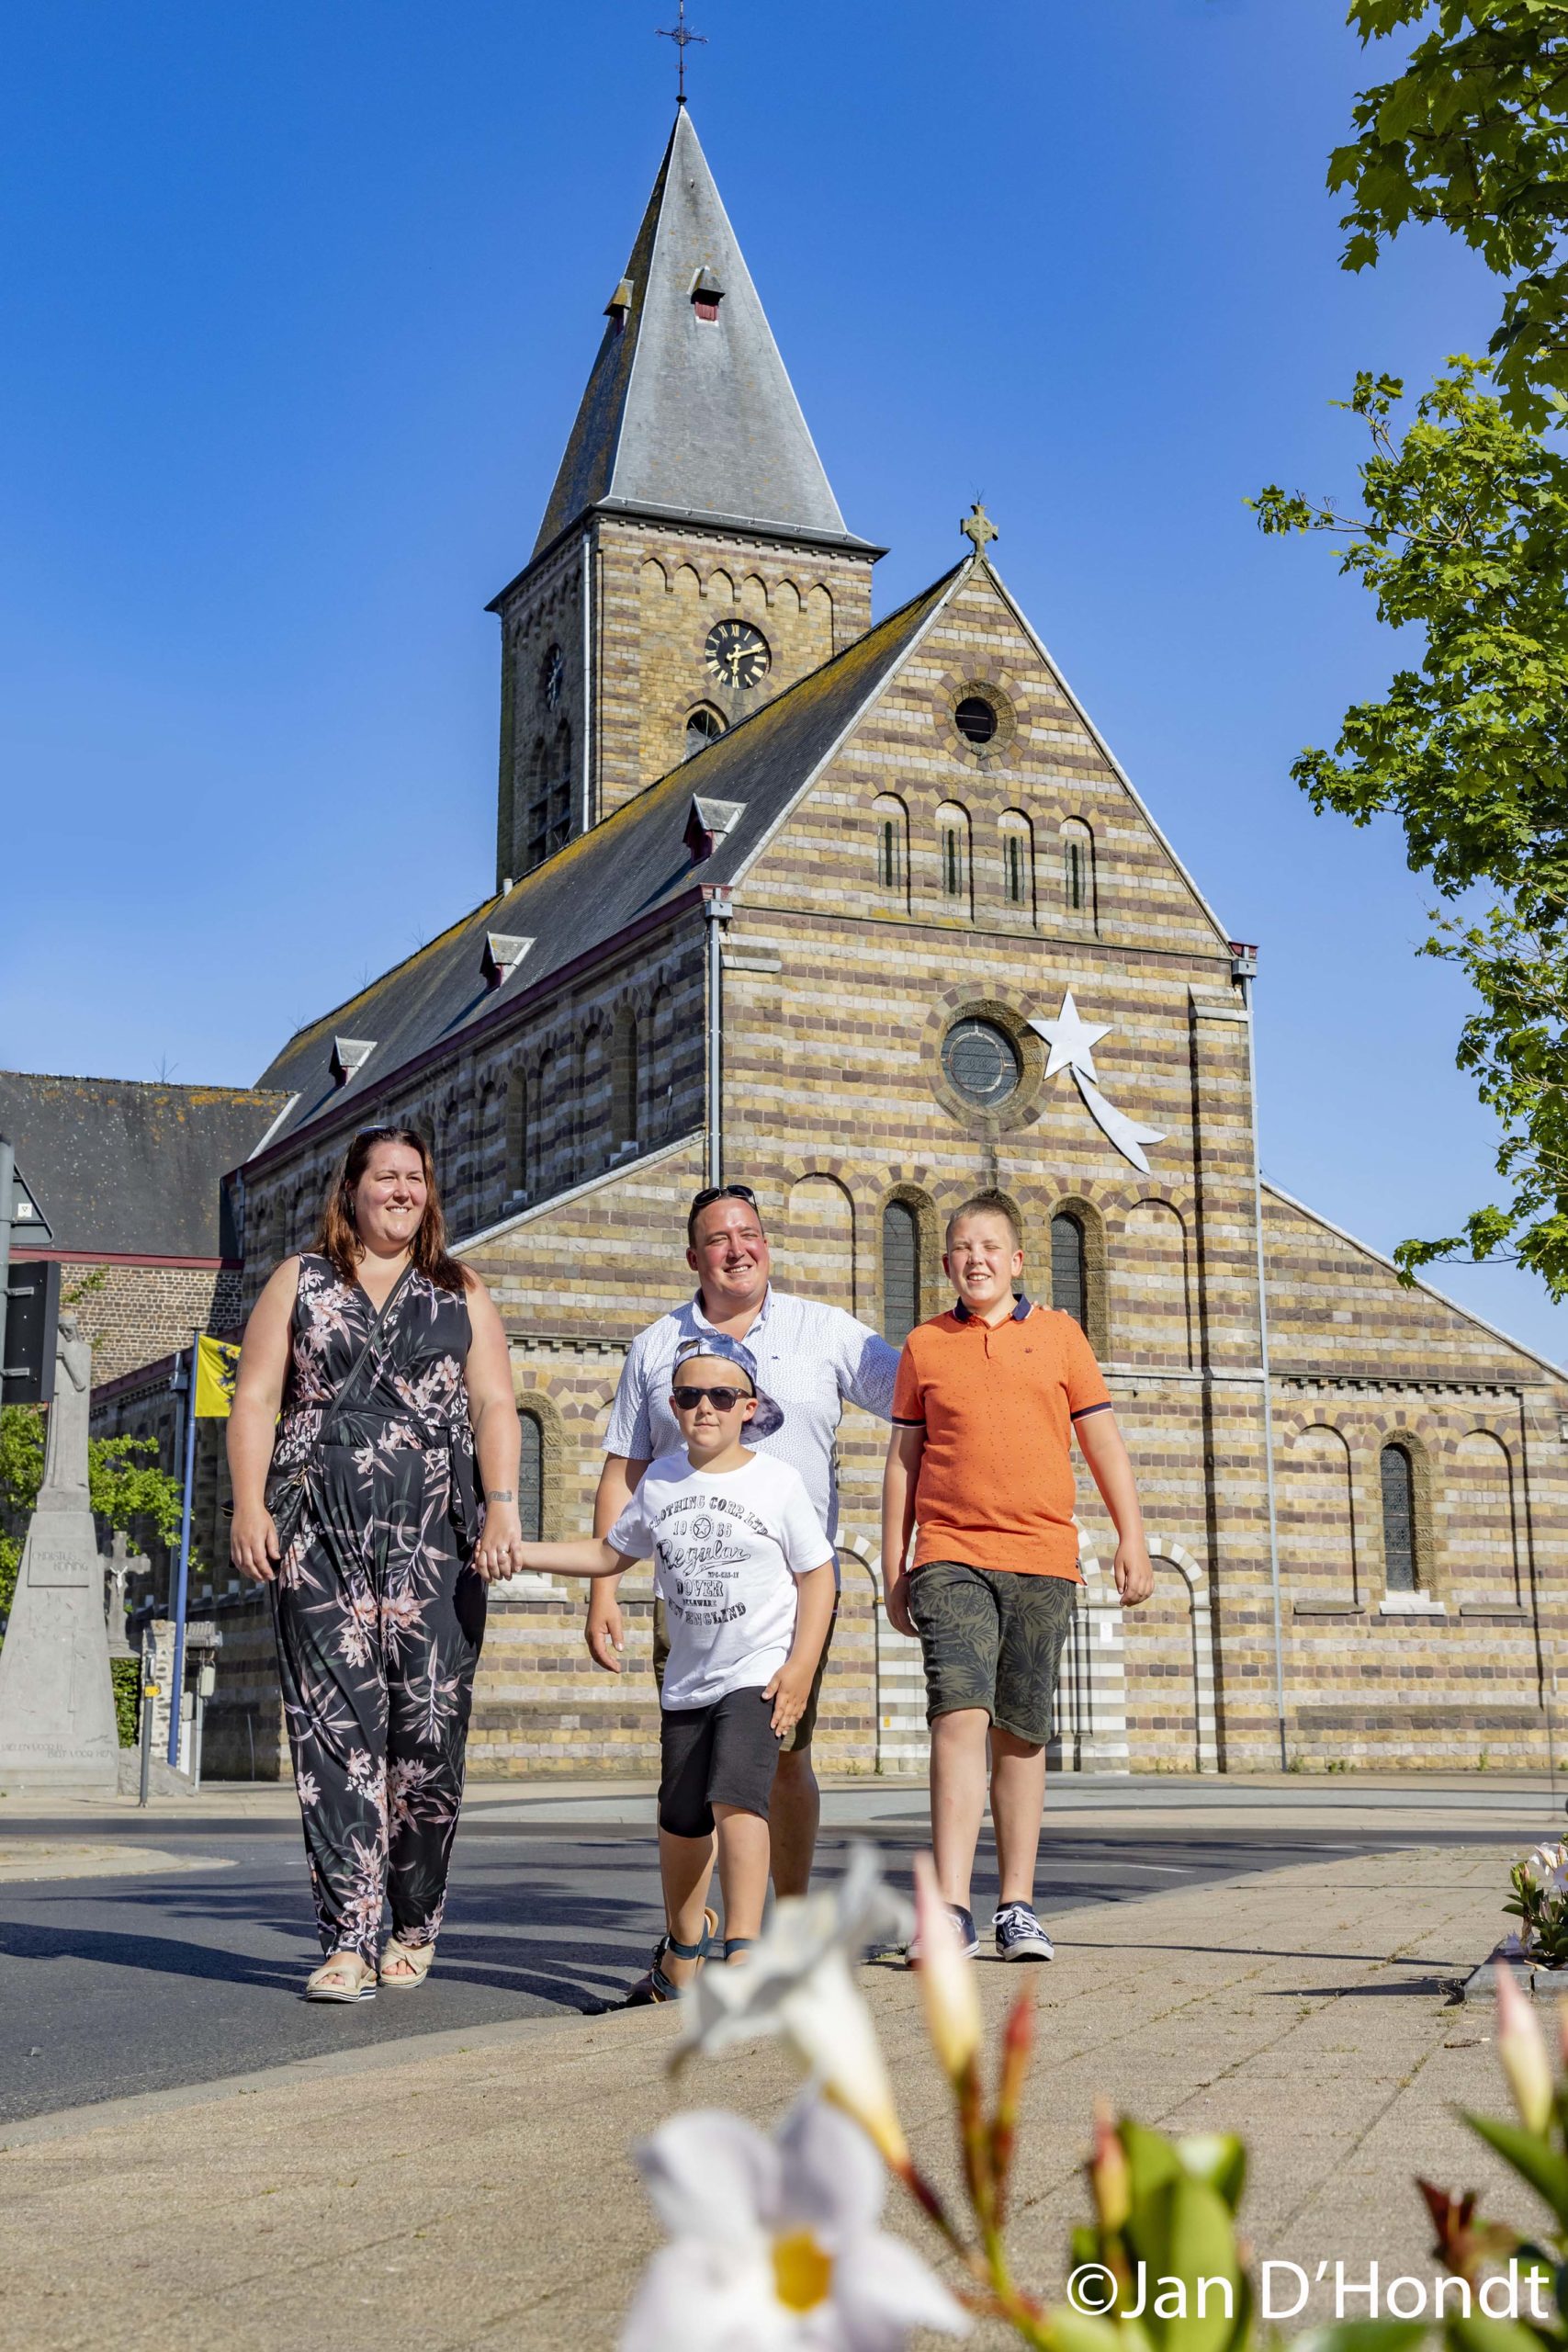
[168,1329,198,1768]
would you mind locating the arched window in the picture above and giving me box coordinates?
[1000,811,1033,915]
[1381,1442,1418,1592]
[611,1007,639,1150]
[549,720,573,852]
[1061,819,1096,923]
[872,793,908,901]
[504,1068,528,1198]
[936,802,970,910]
[685,706,726,759]
[1051,1211,1087,1329]
[882,1200,920,1347]
[525,735,549,869]
[519,1410,544,1543]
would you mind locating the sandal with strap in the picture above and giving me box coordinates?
[723,1938,756,1962]
[626,1906,717,2007]
[303,1951,377,2003]
[379,1937,437,1991]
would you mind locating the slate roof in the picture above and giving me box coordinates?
[248,565,964,1164]
[528,109,874,562]
[0,1073,288,1258]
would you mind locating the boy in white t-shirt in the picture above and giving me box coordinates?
[512,1342,836,1998]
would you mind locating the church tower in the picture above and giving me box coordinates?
[489,107,882,888]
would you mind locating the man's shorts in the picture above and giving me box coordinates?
[651,1597,836,1755]
[907,1562,1077,1747]
[659,1687,781,1838]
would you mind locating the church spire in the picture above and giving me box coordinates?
[531,110,872,558]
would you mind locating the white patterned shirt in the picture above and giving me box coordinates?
[604,1286,899,1543]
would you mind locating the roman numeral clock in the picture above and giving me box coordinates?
[704,618,771,690]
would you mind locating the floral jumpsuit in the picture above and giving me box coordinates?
[270,1255,486,1961]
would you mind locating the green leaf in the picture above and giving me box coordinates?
[1174,2133,1247,2212]
[1464,2112,1568,2223]
[1294,2324,1428,2352]
[1448,2314,1551,2352]
[1123,2176,1243,2352]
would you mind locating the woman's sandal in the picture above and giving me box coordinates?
[303,1951,377,2003]
[379,1937,436,1990]
[723,1938,756,1963]
[626,1907,719,2007]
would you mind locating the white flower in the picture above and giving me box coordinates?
[1496,1964,1554,2134]
[674,1846,913,2168]
[623,2099,969,2352]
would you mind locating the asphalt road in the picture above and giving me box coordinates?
[0,1795,1534,2128]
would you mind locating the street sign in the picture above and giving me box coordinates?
[9,1167,52,1246]
[2,1258,60,1407]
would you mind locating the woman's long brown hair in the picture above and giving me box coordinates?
[315,1126,466,1294]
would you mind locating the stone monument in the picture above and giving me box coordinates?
[0,1314,119,1791]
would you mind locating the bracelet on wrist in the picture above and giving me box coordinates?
[486,1490,514,1503]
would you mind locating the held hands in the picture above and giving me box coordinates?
[1114,1538,1156,1607]
[474,1499,528,1585]
[231,1507,280,1585]
[763,1657,812,1738]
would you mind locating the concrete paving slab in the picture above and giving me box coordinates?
[0,1843,236,1883]
[0,1840,1547,2352]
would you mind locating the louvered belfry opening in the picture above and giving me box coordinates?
[1381,1442,1417,1591]
[1051,1211,1087,1329]
[882,1200,920,1347]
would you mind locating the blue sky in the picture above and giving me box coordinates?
[3,1,1560,1362]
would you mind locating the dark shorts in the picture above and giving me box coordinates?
[659,1687,781,1838]
[652,1597,836,1756]
[908,1561,1077,1747]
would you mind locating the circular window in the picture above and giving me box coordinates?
[953,695,998,746]
[942,1017,1021,1108]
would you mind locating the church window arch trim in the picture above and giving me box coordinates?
[999,808,1034,917]
[935,801,972,917]
[873,793,909,905]
[1049,1194,1109,1356]
[1060,818,1098,927]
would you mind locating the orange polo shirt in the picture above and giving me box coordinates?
[890,1295,1113,1579]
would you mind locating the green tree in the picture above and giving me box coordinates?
[0,1402,192,1644]
[1255,3,1568,1292]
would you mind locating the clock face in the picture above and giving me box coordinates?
[705,619,771,690]
[542,646,565,710]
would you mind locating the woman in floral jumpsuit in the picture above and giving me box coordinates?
[228,1127,528,2002]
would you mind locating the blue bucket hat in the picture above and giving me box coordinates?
[671,1334,784,1439]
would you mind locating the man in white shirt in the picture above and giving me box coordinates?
[587,1182,899,1898]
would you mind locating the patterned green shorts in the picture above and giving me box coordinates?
[908,1561,1077,1747]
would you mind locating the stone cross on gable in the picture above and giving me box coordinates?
[961,501,998,559]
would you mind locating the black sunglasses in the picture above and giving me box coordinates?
[671,1384,754,1412]
[689,1183,759,1216]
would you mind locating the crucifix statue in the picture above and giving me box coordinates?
[961,501,998,560]
[657,0,707,104]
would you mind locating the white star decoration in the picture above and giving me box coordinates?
[1028,990,1167,1174]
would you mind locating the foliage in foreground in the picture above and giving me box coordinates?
[0,1403,190,1644]
[622,1846,1568,2350]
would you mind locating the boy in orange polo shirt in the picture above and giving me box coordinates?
[883,1190,1154,1962]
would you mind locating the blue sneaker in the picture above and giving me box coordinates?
[993,1902,1055,1962]
[906,1903,978,1967]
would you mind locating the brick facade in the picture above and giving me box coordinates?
[184,556,1567,1781]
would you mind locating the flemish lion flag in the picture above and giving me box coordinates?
[194,1336,241,1418]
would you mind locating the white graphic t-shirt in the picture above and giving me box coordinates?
[607,1450,833,1712]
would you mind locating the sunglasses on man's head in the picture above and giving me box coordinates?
[671,1384,754,1412]
[689,1183,759,1217]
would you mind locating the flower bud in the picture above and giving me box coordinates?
[1089,2099,1132,2233]
[1496,1964,1553,2134]
[912,1853,982,2082]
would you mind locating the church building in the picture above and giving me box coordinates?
[133,107,1564,1779]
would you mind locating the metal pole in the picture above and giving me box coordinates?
[138,1667,154,1806]
[167,1333,198,1768]
[581,526,594,836]
[704,891,730,1187]
[1235,949,1289,1772]
[0,1136,13,1406]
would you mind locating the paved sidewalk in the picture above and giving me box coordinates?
[0,1840,1538,2351]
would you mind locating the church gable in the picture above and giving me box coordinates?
[1264,1182,1567,1392]
[736,558,1232,967]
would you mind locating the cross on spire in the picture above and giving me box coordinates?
[961,501,998,560]
[657,0,707,104]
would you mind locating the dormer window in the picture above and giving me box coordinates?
[604,277,635,330]
[691,267,723,322]
[481,933,534,990]
[684,795,746,864]
[330,1037,376,1088]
